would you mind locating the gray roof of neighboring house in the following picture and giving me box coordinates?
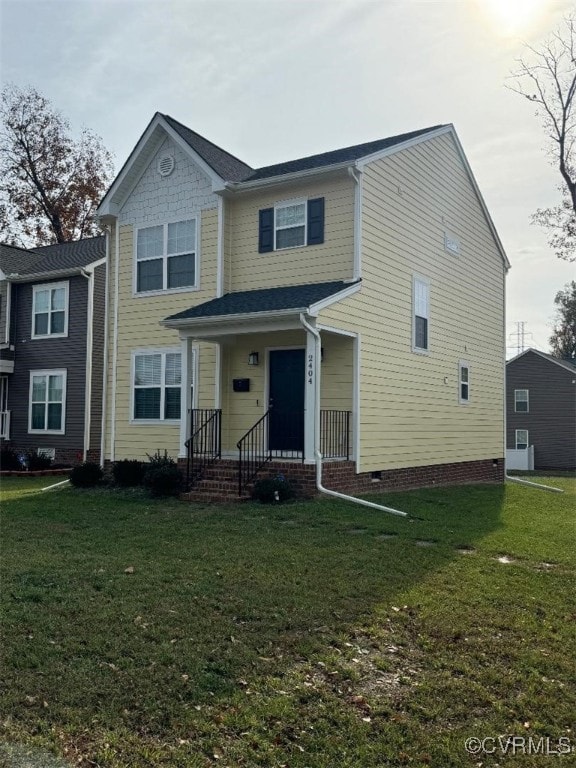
[0,236,106,277]
[163,113,446,184]
[507,347,576,373]
[165,280,357,323]
[0,243,44,276]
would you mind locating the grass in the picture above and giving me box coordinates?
[0,475,574,767]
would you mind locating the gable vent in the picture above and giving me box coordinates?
[157,155,175,177]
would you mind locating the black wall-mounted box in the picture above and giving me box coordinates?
[233,378,250,392]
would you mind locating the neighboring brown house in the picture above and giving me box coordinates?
[506,349,576,471]
[0,237,106,465]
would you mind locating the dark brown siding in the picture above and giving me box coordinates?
[89,263,106,454]
[8,275,88,461]
[506,351,576,470]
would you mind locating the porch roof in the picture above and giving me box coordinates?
[163,280,360,328]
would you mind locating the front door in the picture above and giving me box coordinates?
[268,349,305,452]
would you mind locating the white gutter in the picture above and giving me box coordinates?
[8,266,85,282]
[299,312,407,517]
[100,227,110,467]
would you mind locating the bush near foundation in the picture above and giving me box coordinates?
[252,475,295,503]
[113,459,145,487]
[70,462,103,488]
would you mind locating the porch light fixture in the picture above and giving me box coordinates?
[248,351,259,366]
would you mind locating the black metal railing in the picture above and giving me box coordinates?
[237,410,273,496]
[185,408,222,487]
[320,410,351,460]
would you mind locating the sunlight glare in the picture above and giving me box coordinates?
[477,0,549,37]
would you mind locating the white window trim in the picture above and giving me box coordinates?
[28,369,67,435]
[515,429,529,450]
[130,347,184,425]
[274,197,307,251]
[133,215,200,296]
[31,281,69,339]
[514,389,529,413]
[459,360,470,404]
[412,274,430,354]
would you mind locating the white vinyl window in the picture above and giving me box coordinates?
[412,276,430,352]
[274,200,307,250]
[29,370,66,434]
[32,282,69,338]
[132,350,182,421]
[515,429,529,450]
[514,389,529,412]
[459,361,470,403]
[136,218,197,293]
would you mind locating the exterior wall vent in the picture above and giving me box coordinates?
[157,155,175,177]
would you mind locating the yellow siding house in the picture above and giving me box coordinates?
[97,113,509,499]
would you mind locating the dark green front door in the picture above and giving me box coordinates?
[268,349,305,452]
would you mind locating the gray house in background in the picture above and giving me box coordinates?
[506,348,576,471]
[0,237,106,465]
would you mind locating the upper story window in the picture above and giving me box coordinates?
[136,218,197,293]
[32,282,68,338]
[132,349,182,421]
[29,370,66,434]
[459,361,470,403]
[259,197,325,253]
[412,276,430,353]
[514,389,529,412]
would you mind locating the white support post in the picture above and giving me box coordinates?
[304,325,318,462]
[179,336,193,458]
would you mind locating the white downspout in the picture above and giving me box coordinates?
[299,313,407,518]
[100,226,110,467]
[348,166,362,282]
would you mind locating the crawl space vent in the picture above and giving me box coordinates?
[157,155,175,177]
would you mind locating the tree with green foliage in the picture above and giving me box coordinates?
[0,84,113,247]
[550,280,576,360]
[509,16,576,262]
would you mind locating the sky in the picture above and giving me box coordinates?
[1,0,574,356]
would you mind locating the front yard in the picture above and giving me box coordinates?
[1,476,574,767]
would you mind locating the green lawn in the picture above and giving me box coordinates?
[1,476,574,767]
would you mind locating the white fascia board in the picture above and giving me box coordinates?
[224,162,352,193]
[98,114,226,216]
[161,307,307,330]
[317,323,357,338]
[85,257,107,272]
[7,267,84,283]
[355,125,453,168]
[308,280,361,315]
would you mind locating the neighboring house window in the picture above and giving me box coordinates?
[514,389,529,412]
[258,198,325,252]
[28,370,66,433]
[515,429,529,450]
[136,218,197,293]
[412,276,430,352]
[132,350,182,421]
[459,361,470,403]
[32,282,68,338]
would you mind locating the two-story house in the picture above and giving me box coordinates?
[506,349,576,471]
[0,237,106,465]
[97,113,509,497]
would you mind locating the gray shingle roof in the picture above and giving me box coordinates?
[163,114,445,184]
[25,235,105,274]
[165,280,358,323]
[508,348,576,372]
[0,243,44,276]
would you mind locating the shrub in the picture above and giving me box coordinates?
[0,447,22,471]
[69,462,103,488]
[252,475,295,504]
[146,449,177,468]
[143,464,182,498]
[113,459,145,487]
[26,450,53,471]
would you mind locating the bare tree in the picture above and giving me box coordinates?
[0,85,114,246]
[508,16,576,262]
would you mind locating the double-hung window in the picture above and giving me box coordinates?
[32,282,68,338]
[258,198,325,252]
[514,389,529,412]
[136,218,197,293]
[459,361,470,403]
[515,429,529,450]
[275,200,307,249]
[29,370,66,433]
[132,350,182,421]
[412,276,430,352]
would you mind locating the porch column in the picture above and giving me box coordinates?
[304,326,319,462]
[179,335,194,458]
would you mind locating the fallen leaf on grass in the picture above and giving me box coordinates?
[124,566,135,574]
